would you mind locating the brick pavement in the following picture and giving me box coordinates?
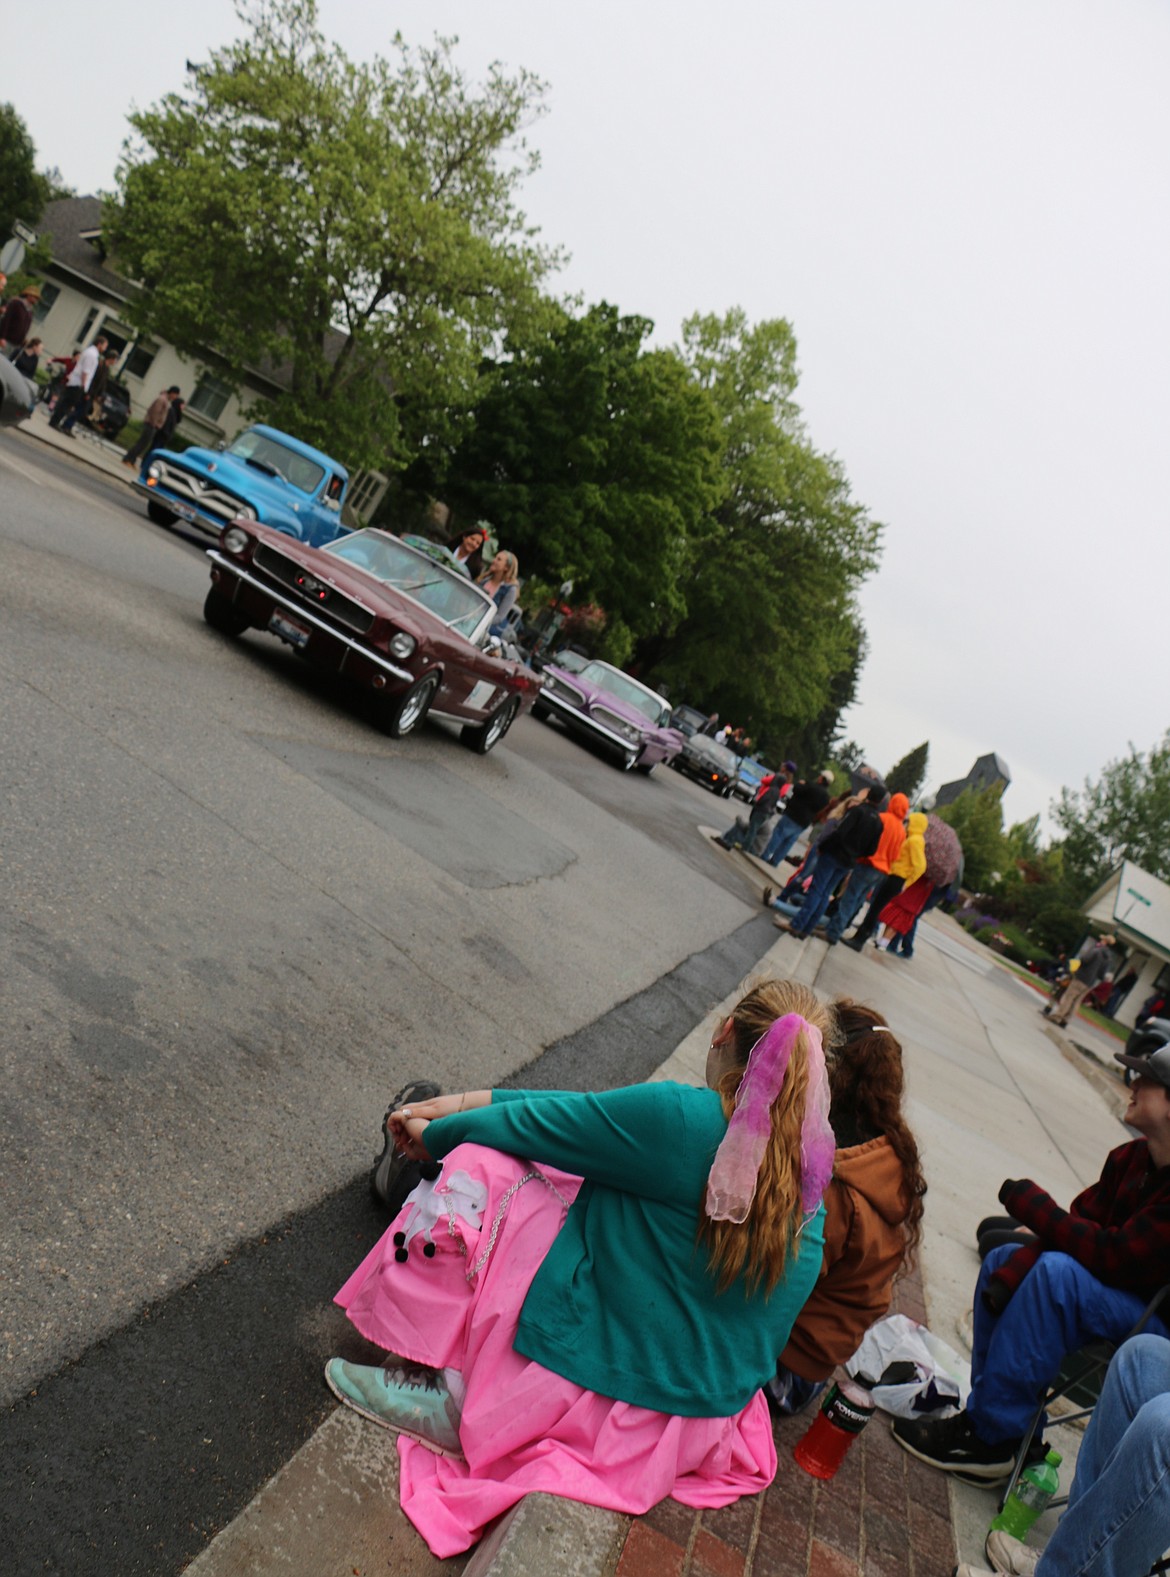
[613,1269,955,1577]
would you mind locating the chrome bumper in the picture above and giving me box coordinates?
[205,550,414,684]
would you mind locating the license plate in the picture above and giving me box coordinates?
[269,611,311,649]
[171,500,197,522]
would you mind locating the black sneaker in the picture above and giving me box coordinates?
[371,1080,442,1211]
[891,1410,1019,1482]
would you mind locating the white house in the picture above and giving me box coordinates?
[1081,860,1170,1027]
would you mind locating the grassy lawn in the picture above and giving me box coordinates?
[958,926,1129,1042]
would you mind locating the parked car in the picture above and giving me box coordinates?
[92,378,132,441]
[733,756,770,803]
[670,704,710,739]
[136,423,350,549]
[534,658,683,773]
[202,524,540,751]
[674,734,742,796]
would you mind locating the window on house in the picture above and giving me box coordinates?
[188,373,231,422]
[32,282,60,323]
[122,343,156,380]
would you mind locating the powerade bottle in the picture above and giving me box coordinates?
[793,1377,875,1479]
[989,1449,1062,1540]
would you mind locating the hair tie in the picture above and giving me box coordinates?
[705,1013,835,1224]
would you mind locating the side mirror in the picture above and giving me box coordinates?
[215,440,226,451]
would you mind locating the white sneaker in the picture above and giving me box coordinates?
[985,1528,1042,1575]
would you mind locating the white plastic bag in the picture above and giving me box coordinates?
[845,1312,971,1419]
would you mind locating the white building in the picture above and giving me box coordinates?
[1081,860,1170,1027]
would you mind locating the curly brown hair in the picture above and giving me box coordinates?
[699,978,838,1296]
[828,999,927,1270]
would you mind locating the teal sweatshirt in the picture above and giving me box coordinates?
[426,1082,824,1418]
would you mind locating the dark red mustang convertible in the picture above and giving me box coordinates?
[203,523,540,752]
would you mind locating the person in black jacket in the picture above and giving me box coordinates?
[714,767,793,853]
[779,789,883,941]
[760,772,835,866]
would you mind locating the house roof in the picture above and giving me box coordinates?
[934,752,1012,806]
[40,196,134,302]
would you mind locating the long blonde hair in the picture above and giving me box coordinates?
[699,978,838,1296]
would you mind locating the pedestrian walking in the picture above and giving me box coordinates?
[1043,934,1116,1027]
[49,334,107,433]
[122,386,182,468]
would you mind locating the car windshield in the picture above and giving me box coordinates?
[227,432,325,495]
[698,741,740,771]
[323,531,491,637]
[577,662,671,725]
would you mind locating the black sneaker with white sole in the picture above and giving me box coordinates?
[891,1409,1020,1482]
[371,1080,442,1212]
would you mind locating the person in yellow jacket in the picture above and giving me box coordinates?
[843,812,928,950]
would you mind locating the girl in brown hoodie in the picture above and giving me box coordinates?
[768,1001,927,1413]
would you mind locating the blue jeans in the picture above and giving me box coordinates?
[719,804,771,851]
[762,814,804,866]
[789,852,851,936]
[1036,1334,1170,1576]
[968,1247,1169,1443]
[825,864,881,942]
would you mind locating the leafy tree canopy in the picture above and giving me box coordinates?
[630,309,883,744]
[108,0,560,469]
[887,741,929,799]
[1051,728,1170,891]
[442,301,725,653]
[934,783,1008,893]
[0,102,55,239]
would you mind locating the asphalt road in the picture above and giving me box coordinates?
[0,429,774,1573]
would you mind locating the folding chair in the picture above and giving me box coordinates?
[998,1282,1170,1513]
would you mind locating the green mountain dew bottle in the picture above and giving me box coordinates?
[989,1449,1062,1540]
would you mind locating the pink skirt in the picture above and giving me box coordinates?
[335,1142,777,1556]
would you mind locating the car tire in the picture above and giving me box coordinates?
[147,500,177,526]
[532,700,552,722]
[378,672,439,739]
[636,759,655,776]
[202,585,251,637]
[462,696,519,755]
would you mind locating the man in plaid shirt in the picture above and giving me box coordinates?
[892,1045,1170,1482]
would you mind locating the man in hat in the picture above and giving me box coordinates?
[0,282,42,350]
[892,1043,1170,1483]
[1044,933,1117,1027]
[122,386,182,469]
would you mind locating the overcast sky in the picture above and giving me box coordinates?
[5,1,1168,830]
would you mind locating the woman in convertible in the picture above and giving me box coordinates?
[326,977,836,1556]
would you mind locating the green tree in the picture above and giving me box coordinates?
[934,784,1008,892]
[442,302,725,651]
[887,742,930,800]
[631,309,883,742]
[0,102,52,239]
[108,0,559,469]
[1052,729,1170,890]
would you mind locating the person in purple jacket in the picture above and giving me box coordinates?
[893,1044,1170,1482]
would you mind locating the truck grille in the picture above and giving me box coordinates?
[151,461,251,522]
[253,544,375,634]
[593,706,639,740]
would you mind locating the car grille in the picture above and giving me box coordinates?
[151,461,253,522]
[593,706,640,739]
[544,676,585,706]
[253,544,375,634]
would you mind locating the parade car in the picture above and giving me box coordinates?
[674,734,742,796]
[533,657,684,773]
[202,524,540,751]
[136,423,351,549]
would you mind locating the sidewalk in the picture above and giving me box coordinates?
[16,399,139,483]
[189,853,1133,1577]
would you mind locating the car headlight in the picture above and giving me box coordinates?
[222,525,251,554]
[389,631,416,659]
[615,720,641,744]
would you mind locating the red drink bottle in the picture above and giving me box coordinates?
[793,1379,874,1479]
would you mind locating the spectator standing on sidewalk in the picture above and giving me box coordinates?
[59,347,117,434]
[13,336,43,378]
[844,810,927,950]
[714,765,792,852]
[49,334,107,432]
[824,792,908,945]
[0,282,41,350]
[956,1334,1170,1577]
[150,394,184,455]
[122,386,182,469]
[778,789,882,940]
[1043,934,1116,1027]
[761,771,834,867]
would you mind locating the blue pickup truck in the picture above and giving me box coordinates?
[134,423,351,548]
